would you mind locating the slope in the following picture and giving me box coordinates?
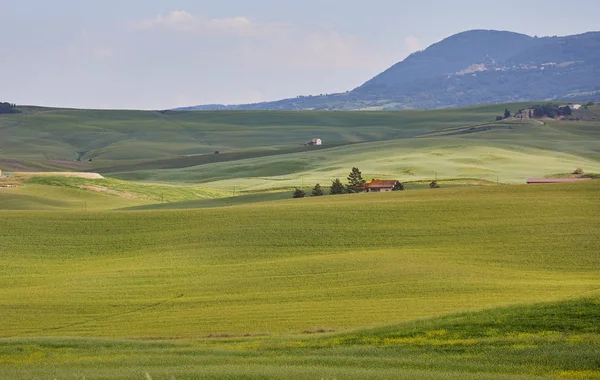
[108,116,600,189]
[178,30,600,110]
[1,297,598,379]
[0,103,521,171]
[1,181,598,339]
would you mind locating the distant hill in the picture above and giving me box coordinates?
[177,30,600,111]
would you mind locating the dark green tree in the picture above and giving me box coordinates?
[293,188,305,198]
[392,181,404,191]
[330,178,345,195]
[346,167,366,193]
[504,108,511,119]
[311,183,324,196]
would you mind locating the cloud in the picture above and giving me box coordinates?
[136,10,197,31]
[404,35,422,54]
[133,11,400,71]
[135,11,269,36]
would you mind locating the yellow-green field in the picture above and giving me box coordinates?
[1,181,599,379]
[1,103,599,378]
[2,104,600,191]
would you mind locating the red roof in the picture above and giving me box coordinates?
[366,180,398,188]
[526,178,591,184]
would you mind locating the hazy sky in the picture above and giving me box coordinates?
[2,0,599,109]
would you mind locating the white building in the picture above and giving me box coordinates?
[305,138,323,146]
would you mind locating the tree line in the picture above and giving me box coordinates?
[0,102,19,114]
[293,167,405,198]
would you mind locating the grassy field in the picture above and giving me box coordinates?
[1,103,599,378]
[1,297,598,379]
[0,175,227,211]
[1,181,599,378]
[3,103,599,191]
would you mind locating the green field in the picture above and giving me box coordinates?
[2,104,599,192]
[1,181,599,379]
[1,104,599,378]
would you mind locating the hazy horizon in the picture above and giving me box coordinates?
[2,0,600,110]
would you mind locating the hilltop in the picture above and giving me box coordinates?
[1,103,600,193]
[179,30,600,111]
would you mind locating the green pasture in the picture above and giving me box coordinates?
[1,297,598,379]
[0,181,599,378]
[0,176,227,211]
[1,103,599,192]
[111,123,600,189]
[0,105,505,166]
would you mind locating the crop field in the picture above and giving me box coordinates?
[1,103,599,378]
[1,181,599,379]
[2,103,599,191]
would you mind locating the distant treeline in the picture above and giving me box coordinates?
[531,104,572,118]
[0,102,20,114]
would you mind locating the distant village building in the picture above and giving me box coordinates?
[305,138,323,146]
[365,179,399,192]
[518,109,535,119]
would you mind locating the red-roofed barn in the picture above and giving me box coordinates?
[365,179,399,192]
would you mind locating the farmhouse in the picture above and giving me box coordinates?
[365,179,399,192]
[526,178,591,184]
[305,138,322,146]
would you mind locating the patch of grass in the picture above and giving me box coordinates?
[0,298,598,379]
[2,103,599,191]
[1,181,598,340]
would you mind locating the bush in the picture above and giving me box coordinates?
[293,188,305,198]
[330,178,345,195]
[573,168,584,175]
[311,183,324,197]
[392,182,404,191]
[429,180,440,189]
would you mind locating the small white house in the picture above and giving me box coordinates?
[569,104,582,110]
[305,138,323,146]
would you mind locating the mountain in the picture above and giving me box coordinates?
[177,30,600,111]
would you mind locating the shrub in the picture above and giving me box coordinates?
[392,182,404,191]
[573,168,584,175]
[311,183,324,197]
[330,178,345,195]
[293,188,305,198]
[429,180,440,189]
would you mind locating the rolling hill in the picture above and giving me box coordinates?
[178,30,600,111]
[1,103,599,194]
[1,181,599,378]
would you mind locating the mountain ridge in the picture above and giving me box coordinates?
[177,29,600,111]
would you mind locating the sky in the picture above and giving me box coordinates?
[2,0,600,110]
